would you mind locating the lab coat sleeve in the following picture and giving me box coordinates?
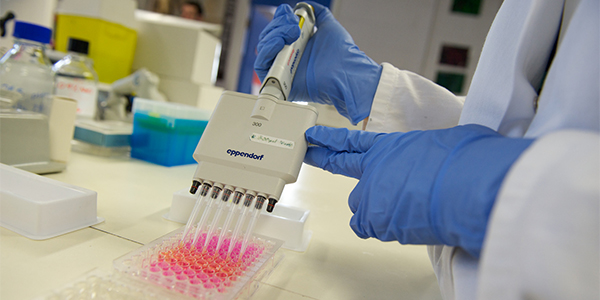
[427,130,600,300]
[366,63,464,133]
[477,130,600,300]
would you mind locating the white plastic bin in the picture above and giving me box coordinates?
[0,163,103,239]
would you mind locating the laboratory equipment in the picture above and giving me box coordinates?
[167,188,312,252]
[71,119,132,157]
[0,109,55,172]
[254,1,383,125]
[100,68,167,121]
[130,98,211,167]
[112,226,283,300]
[53,37,99,119]
[185,3,317,258]
[0,163,103,240]
[0,93,77,174]
[54,0,137,83]
[36,270,184,300]
[133,9,223,110]
[0,21,79,171]
[0,21,54,113]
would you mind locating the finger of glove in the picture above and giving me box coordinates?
[305,126,383,153]
[256,16,301,60]
[259,4,296,40]
[255,18,301,81]
[258,13,300,45]
[255,33,286,81]
[305,146,364,179]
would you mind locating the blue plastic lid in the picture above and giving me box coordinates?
[13,21,52,44]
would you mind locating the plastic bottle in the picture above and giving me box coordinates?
[53,38,99,119]
[0,21,54,114]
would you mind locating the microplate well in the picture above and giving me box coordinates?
[113,226,283,300]
[36,269,186,300]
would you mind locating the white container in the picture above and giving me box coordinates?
[165,189,312,252]
[0,163,103,239]
[48,96,78,163]
[133,10,222,86]
[158,77,224,111]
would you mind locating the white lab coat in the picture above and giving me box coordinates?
[364,0,599,299]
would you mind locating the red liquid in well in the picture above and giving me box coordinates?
[152,233,264,292]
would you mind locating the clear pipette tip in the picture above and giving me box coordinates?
[216,190,244,253]
[191,183,222,247]
[180,182,210,243]
[238,194,266,259]
[202,187,232,252]
[227,192,255,258]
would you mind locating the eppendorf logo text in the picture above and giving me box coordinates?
[226,149,264,160]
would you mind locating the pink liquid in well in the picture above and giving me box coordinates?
[150,233,264,292]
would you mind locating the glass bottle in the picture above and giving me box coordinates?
[0,21,54,114]
[53,38,99,119]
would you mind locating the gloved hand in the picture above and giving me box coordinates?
[304,125,534,258]
[255,2,382,125]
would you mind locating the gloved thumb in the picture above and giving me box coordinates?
[305,126,384,153]
[304,146,364,179]
[304,126,385,179]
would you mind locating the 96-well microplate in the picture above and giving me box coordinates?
[113,226,283,300]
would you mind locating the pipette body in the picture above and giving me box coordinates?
[183,2,317,259]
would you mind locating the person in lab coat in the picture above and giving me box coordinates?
[255,0,599,299]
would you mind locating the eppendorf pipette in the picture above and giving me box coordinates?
[186,2,317,259]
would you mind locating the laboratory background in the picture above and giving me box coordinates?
[0,0,503,299]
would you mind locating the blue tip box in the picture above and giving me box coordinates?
[130,98,211,167]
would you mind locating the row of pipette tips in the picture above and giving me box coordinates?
[181,180,272,262]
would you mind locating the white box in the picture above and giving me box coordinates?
[133,10,222,86]
[158,78,224,111]
[166,189,312,252]
[0,164,103,239]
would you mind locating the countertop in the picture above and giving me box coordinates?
[0,151,442,300]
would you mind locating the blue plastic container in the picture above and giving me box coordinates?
[130,98,211,167]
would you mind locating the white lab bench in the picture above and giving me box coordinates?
[0,151,442,300]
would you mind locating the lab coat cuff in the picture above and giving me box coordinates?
[366,63,408,133]
[365,63,464,133]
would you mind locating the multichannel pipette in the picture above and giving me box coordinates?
[183,2,317,259]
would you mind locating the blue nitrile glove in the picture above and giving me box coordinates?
[304,125,534,258]
[255,2,382,125]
